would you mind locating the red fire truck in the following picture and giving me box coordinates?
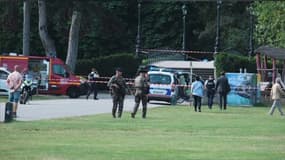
[0,55,83,98]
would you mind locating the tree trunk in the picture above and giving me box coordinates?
[23,0,31,56]
[38,0,56,57]
[66,10,81,72]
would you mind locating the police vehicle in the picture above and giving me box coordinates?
[147,68,179,105]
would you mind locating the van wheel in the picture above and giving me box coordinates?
[170,96,177,105]
[67,87,80,98]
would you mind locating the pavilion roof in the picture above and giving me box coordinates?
[255,46,285,60]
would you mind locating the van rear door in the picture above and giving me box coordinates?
[28,59,49,91]
[149,73,172,96]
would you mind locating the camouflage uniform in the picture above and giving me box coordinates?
[131,72,149,118]
[107,75,127,118]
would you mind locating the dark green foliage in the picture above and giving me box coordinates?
[0,1,254,58]
[215,53,256,76]
[0,0,22,54]
[141,2,182,49]
[253,1,285,48]
[2,0,283,76]
[75,53,141,78]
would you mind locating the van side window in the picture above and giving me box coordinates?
[53,64,68,77]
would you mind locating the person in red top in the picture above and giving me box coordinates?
[6,65,23,118]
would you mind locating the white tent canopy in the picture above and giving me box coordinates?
[150,60,214,69]
[150,60,215,80]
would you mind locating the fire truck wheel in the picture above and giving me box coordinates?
[67,87,80,98]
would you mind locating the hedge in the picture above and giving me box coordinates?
[215,53,257,76]
[76,52,258,78]
[75,53,141,78]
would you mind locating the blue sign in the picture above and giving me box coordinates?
[226,73,257,106]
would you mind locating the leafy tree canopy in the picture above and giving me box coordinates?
[253,1,285,48]
[1,0,282,65]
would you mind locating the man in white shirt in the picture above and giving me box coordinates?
[6,65,23,118]
[86,68,100,100]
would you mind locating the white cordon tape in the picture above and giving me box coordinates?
[43,78,263,91]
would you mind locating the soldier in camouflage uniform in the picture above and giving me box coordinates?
[131,68,149,118]
[107,68,128,118]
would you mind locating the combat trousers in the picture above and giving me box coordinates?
[132,93,148,118]
[112,94,125,118]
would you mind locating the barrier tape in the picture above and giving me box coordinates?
[77,76,135,81]
[34,78,264,91]
[141,49,214,54]
[25,76,269,92]
[30,78,265,95]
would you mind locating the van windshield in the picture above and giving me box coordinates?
[149,74,171,84]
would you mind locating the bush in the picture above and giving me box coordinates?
[215,53,256,76]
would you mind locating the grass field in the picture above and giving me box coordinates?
[0,105,284,160]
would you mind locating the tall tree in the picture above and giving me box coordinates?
[0,0,22,54]
[38,0,56,57]
[253,1,285,48]
[66,10,81,72]
[23,0,31,56]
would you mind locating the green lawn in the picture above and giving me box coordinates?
[0,105,284,160]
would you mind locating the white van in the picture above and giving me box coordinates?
[0,67,10,95]
[0,67,38,96]
[148,71,179,104]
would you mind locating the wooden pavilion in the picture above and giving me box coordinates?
[255,46,285,82]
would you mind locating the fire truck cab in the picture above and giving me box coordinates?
[0,55,82,98]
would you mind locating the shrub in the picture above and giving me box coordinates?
[215,53,256,76]
[75,53,141,78]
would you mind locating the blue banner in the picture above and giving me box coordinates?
[226,73,257,106]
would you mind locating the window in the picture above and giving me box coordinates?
[0,70,9,80]
[53,64,67,77]
[149,74,171,84]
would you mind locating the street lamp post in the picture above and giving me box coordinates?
[214,0,222,55]
[135,0,142,58]
[182,3,187,60]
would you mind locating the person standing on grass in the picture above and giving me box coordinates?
[215,71,231,110]
[191,76,204,112]
[107,68,128,118]
[268,78,285,116]
[205,75,215,109]
[131,68,149,119]
[6,65,23,118]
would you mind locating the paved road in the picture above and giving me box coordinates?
[16,93,165,121]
